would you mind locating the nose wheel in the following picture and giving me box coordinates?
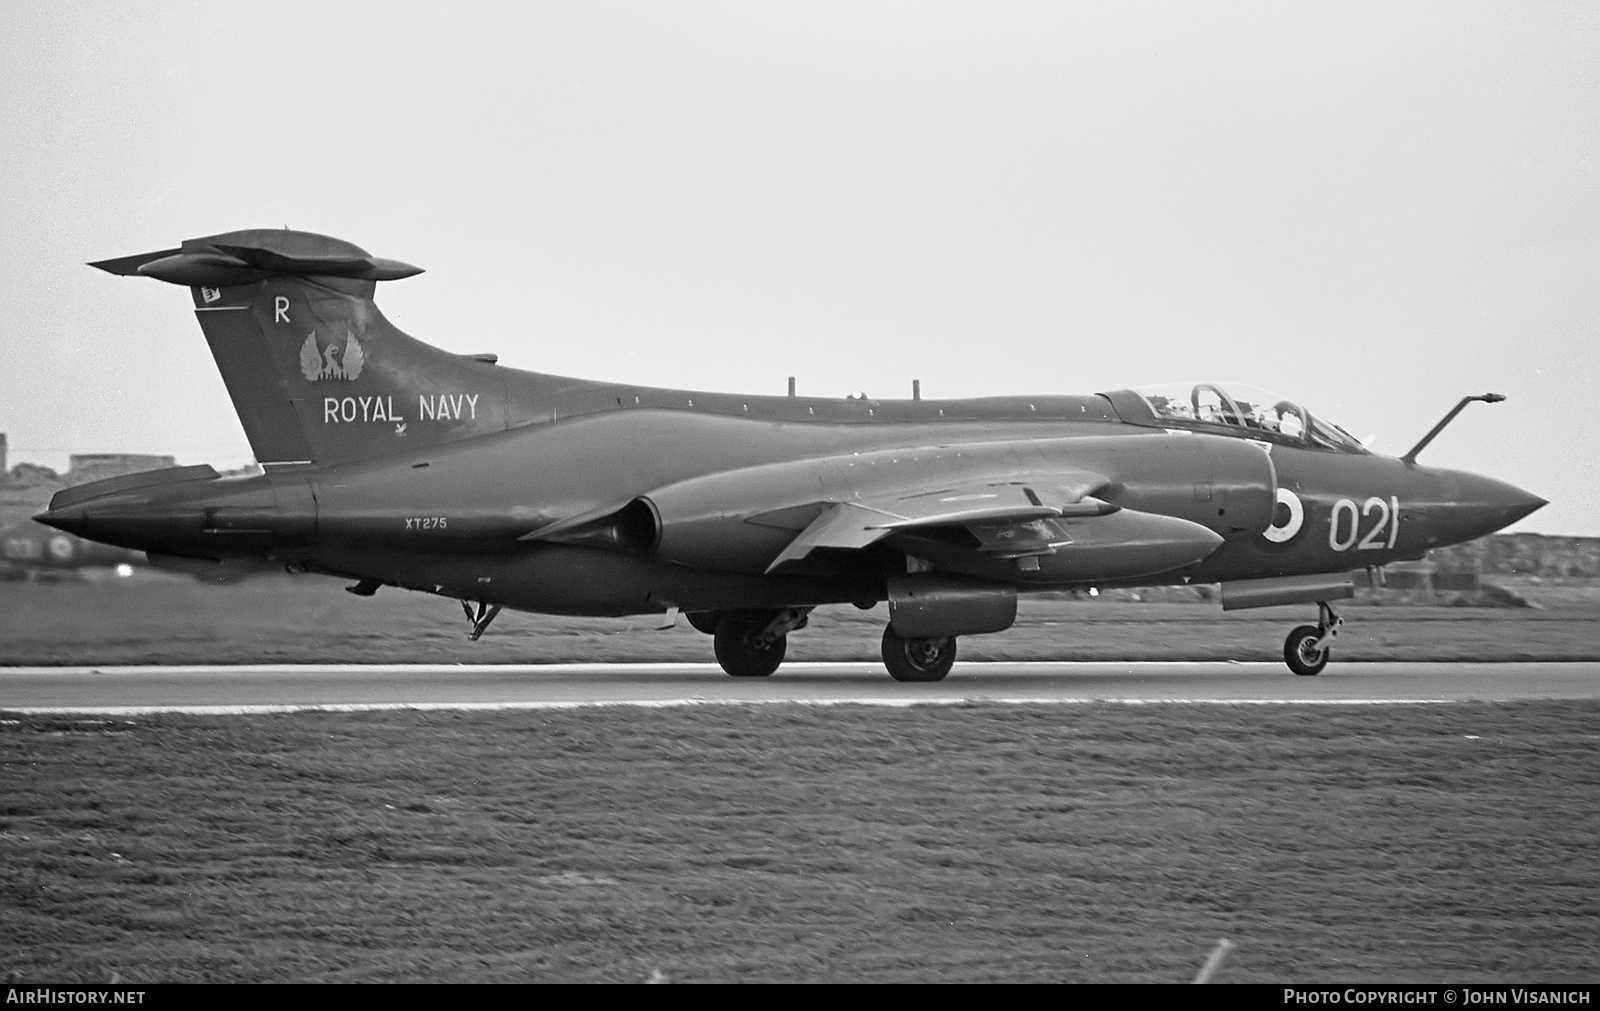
[1283,601,1342,676]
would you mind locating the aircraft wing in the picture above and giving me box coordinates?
[762,472,1111,572]
[518,443,1206,582]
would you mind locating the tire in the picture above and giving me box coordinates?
[1284,624,1329,676]
[881,627,957,682]
[713,613,786,678]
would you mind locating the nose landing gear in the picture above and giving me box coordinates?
[1283,600,1342,676]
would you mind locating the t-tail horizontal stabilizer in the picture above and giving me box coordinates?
[90,230,422,287]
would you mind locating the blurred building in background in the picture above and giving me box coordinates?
[66,453,177,484]
[1,437,186,578]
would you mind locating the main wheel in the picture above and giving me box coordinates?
[1284,624,1329,676]
[714,613,786,678]
[881,628,957,682]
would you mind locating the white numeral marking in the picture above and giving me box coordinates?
[1329,498,1360,552]
[1357,496,1390,550]
[1329,495,1400,552]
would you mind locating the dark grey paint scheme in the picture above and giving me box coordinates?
[42,229,1546,678]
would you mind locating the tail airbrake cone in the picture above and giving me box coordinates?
[33,507,84,536]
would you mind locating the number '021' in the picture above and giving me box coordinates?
[1328,495,1400,552]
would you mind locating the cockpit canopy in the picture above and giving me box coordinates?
[1131,382,1366,453]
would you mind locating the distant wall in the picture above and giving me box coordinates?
[1430,533,1600,578]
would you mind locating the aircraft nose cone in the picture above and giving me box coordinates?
[1443,472,1546,542]
[33,508,86,536]
[1471,475,1546,527]
[1506,487,1548,525]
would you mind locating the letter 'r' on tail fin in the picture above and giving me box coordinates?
[91,229,509,468]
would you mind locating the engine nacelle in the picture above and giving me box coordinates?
[1106,435,1278,542]
[645,457,823,572]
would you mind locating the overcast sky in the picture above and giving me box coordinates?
[2,1,1594,533]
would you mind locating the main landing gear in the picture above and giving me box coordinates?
[691,604,960,684]
[1283,600,1343,676]
[707,608,811,678]
[689,608,960,682]
[881,628,957,682]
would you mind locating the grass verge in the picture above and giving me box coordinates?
[2,702,1596,982]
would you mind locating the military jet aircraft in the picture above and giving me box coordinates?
[39,228,1546,680]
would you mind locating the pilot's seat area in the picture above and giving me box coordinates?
[1125,382,1366,452]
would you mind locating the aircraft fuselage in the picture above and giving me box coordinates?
[41,389,1540,616]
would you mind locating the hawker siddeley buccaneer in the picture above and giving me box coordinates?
[40,229,1546,680]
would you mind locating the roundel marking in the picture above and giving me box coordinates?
[1263,488,1304,543]
[48,536,74,561]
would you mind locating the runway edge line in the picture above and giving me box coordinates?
[0,697,1462,716]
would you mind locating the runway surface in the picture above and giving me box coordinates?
[1,661,1596,713]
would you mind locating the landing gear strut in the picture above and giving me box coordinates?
[713,608,810,677]
[1283,600,1342,676]
[881,627,958,682]
[461,599,503,641]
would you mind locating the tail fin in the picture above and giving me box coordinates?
[92,229,509,468]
